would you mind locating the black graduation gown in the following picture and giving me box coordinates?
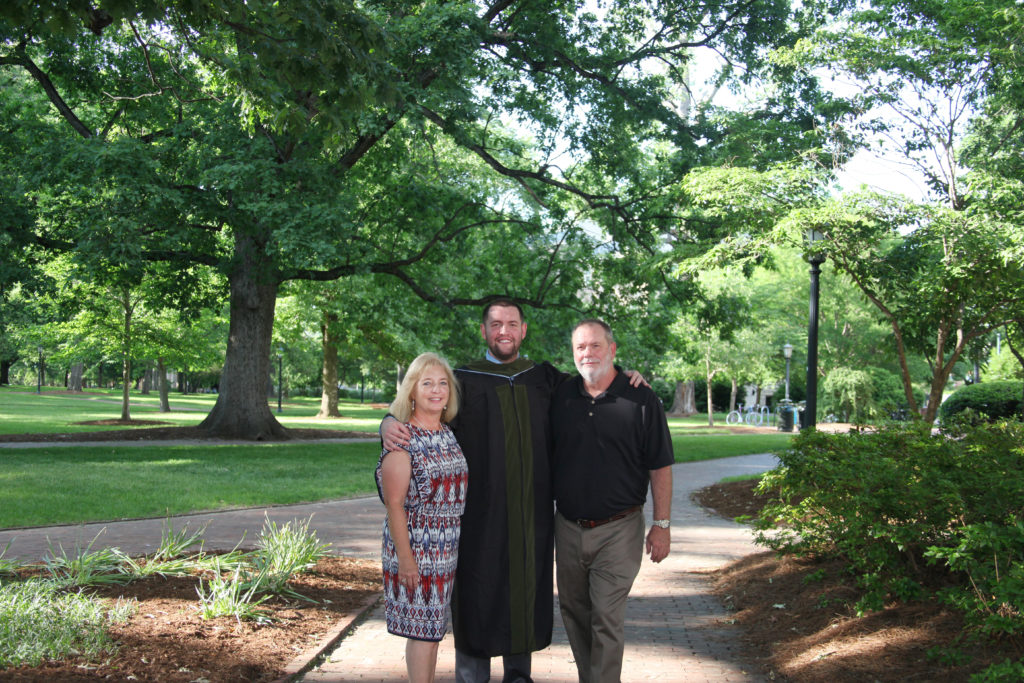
[449,357,564,657]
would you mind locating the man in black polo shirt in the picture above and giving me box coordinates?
[551,318,674,683]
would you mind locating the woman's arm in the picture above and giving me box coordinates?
[380,449,419,594]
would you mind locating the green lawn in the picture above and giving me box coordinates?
[0,385,387,435]
[0,386,790,528]
[0,442,381,528]
[671,433,790,462]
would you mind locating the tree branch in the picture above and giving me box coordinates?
[417,105,631,220]
[282,215,535,282]
[2,46,93,138]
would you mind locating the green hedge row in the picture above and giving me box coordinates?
[939,380,1024,425]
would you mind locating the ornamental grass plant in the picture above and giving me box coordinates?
[195,561,275,626]
[0,544,20,579]
[0,579,135,668]
[0,515,338,671]
[250,515,331,598]
[43,534,133,588]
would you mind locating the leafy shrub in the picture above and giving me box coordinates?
[985,346,1024,382]
[971,658,1024,682]
[755,421,1024,615]
[821,367,874,422]
[939,380,1023,425]
[821,367,922,422]
[926,517,1024,637]
[869,368,925,420]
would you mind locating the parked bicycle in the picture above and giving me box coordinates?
[726,404,772,426]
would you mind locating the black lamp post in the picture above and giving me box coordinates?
[782,343,793,401]
[805,229,826,430]
[276,348,284,414]
[37,346,43,394]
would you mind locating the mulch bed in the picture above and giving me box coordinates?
[0,557,381,682]
[695,478,1024,681]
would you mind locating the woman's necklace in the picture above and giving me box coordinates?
[410,414,441,431]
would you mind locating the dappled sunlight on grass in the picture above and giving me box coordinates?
[0,389,388,435]
[0,442,381,528]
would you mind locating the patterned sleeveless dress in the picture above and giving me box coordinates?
[376,423,468,641]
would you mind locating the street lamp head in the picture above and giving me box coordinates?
[782,343,793,359]
[805,228,827,265]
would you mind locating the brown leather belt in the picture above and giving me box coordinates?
[573,505,642,529]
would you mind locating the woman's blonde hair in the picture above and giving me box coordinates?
[389,352,460,424]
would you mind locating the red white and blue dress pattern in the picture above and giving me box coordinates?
[376,423,468,641]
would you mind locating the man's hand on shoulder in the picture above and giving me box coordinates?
[380,415,411,451]
[624,369,650,389]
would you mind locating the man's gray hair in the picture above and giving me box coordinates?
[572,318,614,344]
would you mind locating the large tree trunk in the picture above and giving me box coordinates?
[317,312,341,418]
[0,359,11,385]
[68,363,84,392]
[157,357,170,412]
[199,231,288,440]
[668,380,696,416]
[729,378,738,412]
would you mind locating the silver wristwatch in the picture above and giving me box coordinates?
[652,519,671,529]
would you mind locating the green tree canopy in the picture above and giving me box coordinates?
[2,0,844,437]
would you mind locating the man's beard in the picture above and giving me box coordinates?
[489,341,520,362]
[577,359,612,385]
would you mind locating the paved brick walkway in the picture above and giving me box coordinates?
[301,454,777,683]
[0,451,777,682]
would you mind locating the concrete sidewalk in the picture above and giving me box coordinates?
[0,452,777,682]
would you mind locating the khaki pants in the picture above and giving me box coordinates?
[555,509,644,683]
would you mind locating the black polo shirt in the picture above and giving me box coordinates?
[551,370,675,521]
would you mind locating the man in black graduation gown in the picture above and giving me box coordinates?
[382,298,558,683]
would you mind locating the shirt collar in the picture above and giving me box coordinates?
[484,349,522,364]
[575,367,625,399]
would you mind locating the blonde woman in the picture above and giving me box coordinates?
[375,352,468,682]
